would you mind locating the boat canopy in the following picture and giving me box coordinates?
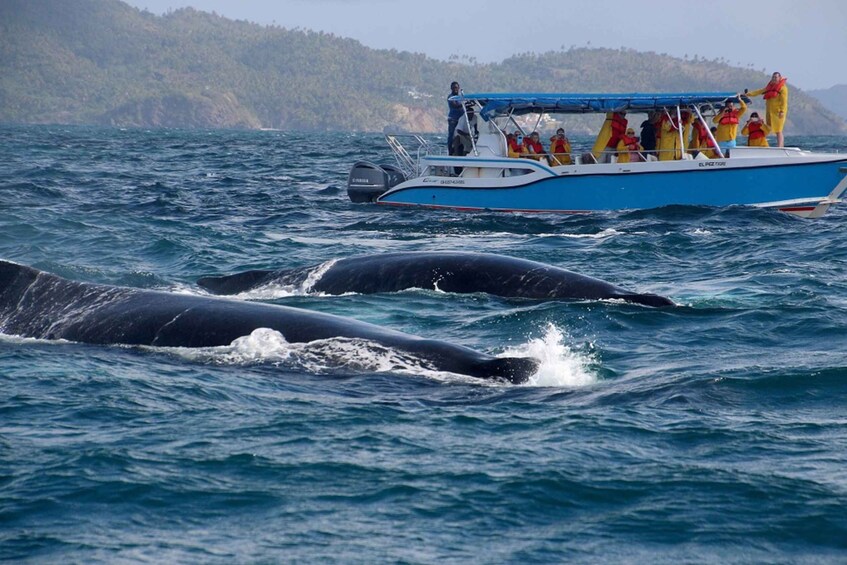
[453,92,739,120]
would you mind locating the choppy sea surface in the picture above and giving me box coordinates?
[2,125,847,563]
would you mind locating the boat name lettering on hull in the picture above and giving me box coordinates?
[421,178,465,185]
[698,161,727,168]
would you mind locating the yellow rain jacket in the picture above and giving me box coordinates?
[591,113,615,158]
[712,99,747,142]
[658,115,684,161]
[548,137,573,165]
[748,80,788,133]
[615,136,643,164]
[742,120,772,147]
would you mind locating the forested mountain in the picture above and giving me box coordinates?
[1,0,844,134]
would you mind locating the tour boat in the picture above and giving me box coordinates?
[347,92,847,218]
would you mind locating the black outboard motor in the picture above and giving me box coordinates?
[347,161,406,203]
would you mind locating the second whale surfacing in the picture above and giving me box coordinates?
[197,252,674,307]
[0,261,538,383]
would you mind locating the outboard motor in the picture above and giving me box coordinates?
[347,161,406,203]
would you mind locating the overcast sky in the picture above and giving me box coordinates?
[125,0,847,90]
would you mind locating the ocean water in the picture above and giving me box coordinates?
[2,125,847,563]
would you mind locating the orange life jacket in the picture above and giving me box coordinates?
[720,110,739,125]
[692,120,709,141]
[747,121,766,140]
[763,78,787,100]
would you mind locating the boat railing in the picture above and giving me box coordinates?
[385,133,433,178]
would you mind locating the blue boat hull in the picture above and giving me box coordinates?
[378,159,847,213]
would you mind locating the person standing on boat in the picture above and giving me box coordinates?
[742,112,771,147]
[639,113,658,156]
[548,128,573,165]
[591,112,627,161]
[657,109,683,161]
[680,110,693,152]
[616,128,644,163]
[690,118,711,157]
[745,72,788,147]
[712,97,747,154]
[447,81,463,155]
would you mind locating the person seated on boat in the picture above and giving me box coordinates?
[712,97,747,154]
[657,109,684,161]
[525,131,546,161]
[745,72,788,147]
[591,112,627,160]
[742,112,771,147]
[548,128,573,165]
[508,133,529,158]
[639,113,658,156]
[451,104,479,156]
[616,128,644,163]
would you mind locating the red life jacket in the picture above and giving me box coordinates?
[747,121,766,140]
[526,139,543,153]
[667,115,681,131]
[611,113,628,134]
[551,139,569,154]
[720,110,739,125]
[605,113,628,148]
[692,120,709,141]
[620,135,640,151]
[763,78,787,100]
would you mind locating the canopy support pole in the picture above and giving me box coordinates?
[459,103,479,157]
[693,104,724,158]
[676,106,685,159]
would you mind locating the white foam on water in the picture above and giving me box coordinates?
[502,323,598,387]
[164,328,436,376]
[536,228,623,239]
[234,259,340,300]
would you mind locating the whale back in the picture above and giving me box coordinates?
[0,260,539,383]
[195,252,672,306]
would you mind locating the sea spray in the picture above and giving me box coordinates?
[503,323,598,387]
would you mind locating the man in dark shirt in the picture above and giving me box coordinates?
[447,81,463,155]
[640,112,657,155]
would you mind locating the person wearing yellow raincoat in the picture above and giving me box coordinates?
[712,97,747,153]
[689,119,716,157]
[591,112,627,159]
[615,128,644,163]
[548,128,573,165]
[741,112,772,147]
[657,110,684,161]
[746,72,788,147]
[508,133,529,158]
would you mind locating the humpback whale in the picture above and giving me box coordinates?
[197,252,673,307]
[0,261,538,383]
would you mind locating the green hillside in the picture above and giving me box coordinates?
[1,0,844,134]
